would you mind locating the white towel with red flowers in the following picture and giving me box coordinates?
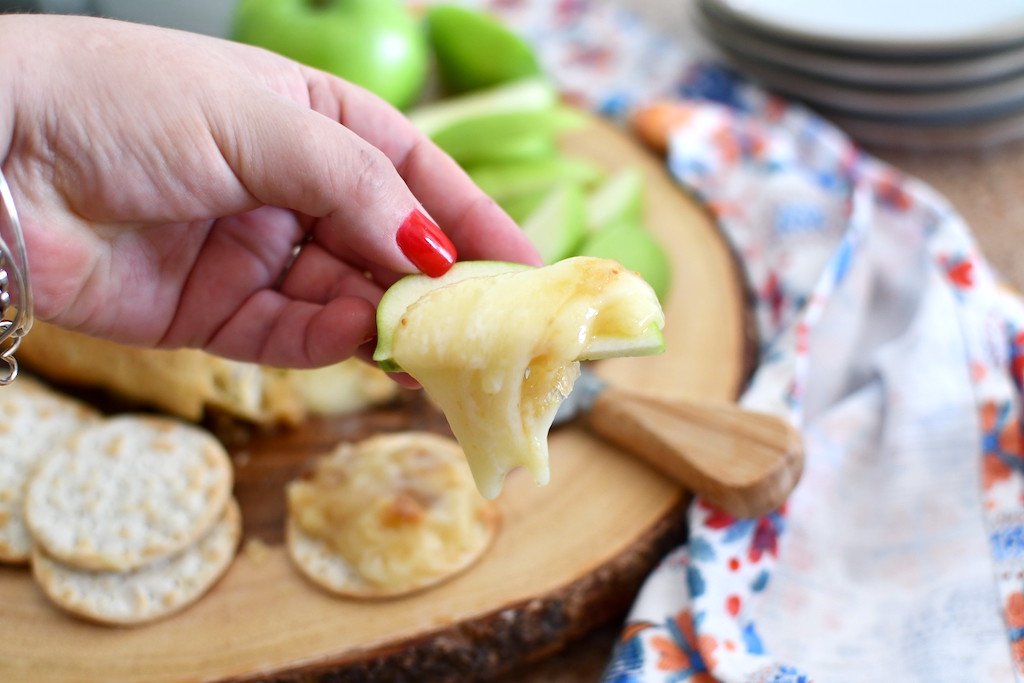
[431,1,1024,680]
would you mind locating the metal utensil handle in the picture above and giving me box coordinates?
[0,167,33,385]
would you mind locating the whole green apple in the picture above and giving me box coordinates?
[232,0,429,110]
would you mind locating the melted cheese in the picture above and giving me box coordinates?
[287,433,491,590]
[391,257,662,498]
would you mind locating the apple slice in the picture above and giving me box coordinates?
[425,5,542,94]
[373,256,666,499]
[445,136,557,167]
[430,107,586,166]
[407,77,558,138]
[585,166,645,236]
[373,261,532,373]
[467,157,604,203]
[519,184,587,264]
[578,220,672,302]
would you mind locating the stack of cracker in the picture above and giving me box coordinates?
[0,378,240,626]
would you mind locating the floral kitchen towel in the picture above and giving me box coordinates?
[601,89,1020,683]
[423,0,1024,679]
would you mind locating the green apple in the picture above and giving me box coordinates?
[585,167,645,236]
[467,157,604,203]
[407,77,558,137]
[406,77,571,166]
[429,106,585,166]
[498,188,553,224]
[446,136,557,167]
[373,256,665,498]
[577,220,672,302]
[232,0,429,110]
[519,184,587,265]
[373,261,531,373]
[425,4,542,94]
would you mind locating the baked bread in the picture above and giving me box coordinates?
[18,322,397,425]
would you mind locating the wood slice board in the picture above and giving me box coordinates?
[0,114,752,682]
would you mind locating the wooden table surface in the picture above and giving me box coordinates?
[505,1,1024,680]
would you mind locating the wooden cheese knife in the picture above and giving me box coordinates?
[555,368,804,518]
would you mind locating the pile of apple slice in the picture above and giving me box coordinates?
[408,77,671,301]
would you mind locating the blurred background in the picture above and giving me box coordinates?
[0,0,238,36]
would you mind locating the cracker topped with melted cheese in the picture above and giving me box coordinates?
[285,432,498,598]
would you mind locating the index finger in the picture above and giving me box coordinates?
[304,72,543,267]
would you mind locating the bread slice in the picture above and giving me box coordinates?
[17,322,398,426]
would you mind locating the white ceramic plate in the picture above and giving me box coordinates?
[718,50,1024,123]
[828,109,1024,151]
[706,0,1024,56]
[697,0,1024,88]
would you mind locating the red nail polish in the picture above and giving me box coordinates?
[397,209,457,277]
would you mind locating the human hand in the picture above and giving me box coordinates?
[0,14,541,369]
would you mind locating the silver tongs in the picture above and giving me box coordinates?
[555,368,804,518]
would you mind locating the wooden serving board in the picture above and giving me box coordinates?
[0,114,752,682]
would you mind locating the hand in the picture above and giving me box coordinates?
[0,14,541,368]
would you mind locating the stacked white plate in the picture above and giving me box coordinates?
[695,0,1024,150]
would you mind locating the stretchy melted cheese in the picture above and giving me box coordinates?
[389,257,665,499]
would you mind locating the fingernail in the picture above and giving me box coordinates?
[397,209,457,278]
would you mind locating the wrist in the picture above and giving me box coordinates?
[0,16,40,383]
[0,163,33,384]
[0,17,21,168]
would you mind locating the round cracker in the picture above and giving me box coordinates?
[24,414,233,572]
[285,432,499,599]
[31,498,240,626]
[0,376,100,564]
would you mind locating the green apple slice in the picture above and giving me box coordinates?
[430,107,585,166]
[407,77,558,138]
[585,167,645,235]
[373,261,532,373]
[578,220,672,302]
[519,184,587,264]
[467,157,604,203]
[373,256,666,499]
[442,136,557,167]
[498,188,552,224]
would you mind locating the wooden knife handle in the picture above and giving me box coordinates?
[586,386,804,518]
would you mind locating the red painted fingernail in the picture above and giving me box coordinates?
[397,209,457,278]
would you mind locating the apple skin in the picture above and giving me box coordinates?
[520,184,587,265]
[374,261,533,372]
[425,5,542,94]
[232,0,429,110]
[577,220,672,302]
[467,157,603,204]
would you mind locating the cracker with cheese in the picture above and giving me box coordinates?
[286,432,498,598]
